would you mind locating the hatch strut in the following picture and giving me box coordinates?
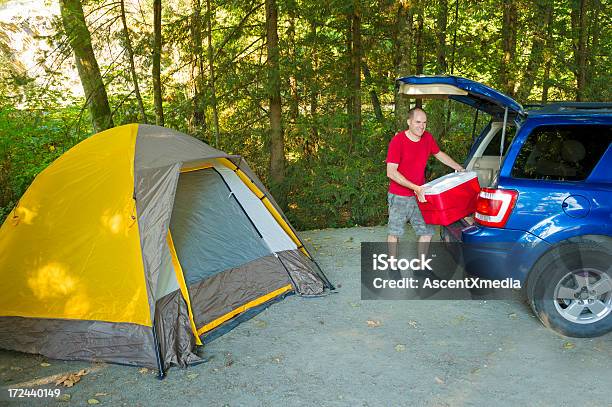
[499,106,509,167]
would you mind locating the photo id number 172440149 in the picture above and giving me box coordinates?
[8,388,62,398]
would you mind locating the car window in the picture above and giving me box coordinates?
[511,125,612,181]
[483,125,516,156]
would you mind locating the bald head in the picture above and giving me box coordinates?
[406,108,427,138]
[407,107,426,120]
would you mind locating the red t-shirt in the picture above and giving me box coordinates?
[386,130,440,196]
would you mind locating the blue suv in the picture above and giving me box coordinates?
[398,76,612,338]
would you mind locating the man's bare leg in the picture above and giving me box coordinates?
[387,234,399,258]
[417,234,432,259]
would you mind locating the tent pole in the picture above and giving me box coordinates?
[312,259,335,291]
[291,241,336,290]
[152,317,166,379]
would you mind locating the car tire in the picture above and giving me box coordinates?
[527,241,612,338]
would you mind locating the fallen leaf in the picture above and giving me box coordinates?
[449,315,467,326]
[55,369,88,387]
[40,362,51,367]
[563,342,576,350]
[10,366,105,389]
[395,344,406,352]
[508,313,518,320]
[57,394,71,402]
[366,320,381,328]
[434,376,445,384]
[407,320,418,328]
[138,368,149,374]
[253,319,268,328]
[87,398,100,404]
[94,392,108,397]
[470,368,481,375]
[187,373,199,379]
[348,302,361,308]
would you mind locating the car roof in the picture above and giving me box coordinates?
[526,102,612,118]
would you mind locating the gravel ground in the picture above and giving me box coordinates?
[1,226,611,406]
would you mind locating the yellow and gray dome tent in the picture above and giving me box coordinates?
[0,124,332,374]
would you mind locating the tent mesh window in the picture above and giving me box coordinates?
[169,168,272,284]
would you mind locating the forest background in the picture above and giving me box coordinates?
[0,0,609,229]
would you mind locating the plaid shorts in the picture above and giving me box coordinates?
[387,193,435,237]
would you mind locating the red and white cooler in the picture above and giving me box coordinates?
[417,171,481,226]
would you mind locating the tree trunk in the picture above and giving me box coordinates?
[444,0,459,141]
[587,0,600,97]
[435,0,449,139]
[345,15,353,150]
[119,0,147,123]
[541,2,554,103]
[191,0,206,133]
[572,0,588,101]
[60,0,113,132]
[265,0,285,204]
[287,0,299,124]
[350,0,362,148]
[516,0,552,102]
[394,1,414,130]
[152,0,164,126]
[435,0,448,73]
[362,61,383,122]
[499,0,517,97]
[206,0,220,146]
[414,2,424,108]
[308,21,318,156]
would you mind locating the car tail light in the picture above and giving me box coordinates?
[474,188,518,228]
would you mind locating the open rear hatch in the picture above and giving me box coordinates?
[397,76,524,242]
[397,75,524,118]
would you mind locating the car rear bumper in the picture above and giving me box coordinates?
[442,221,552,283]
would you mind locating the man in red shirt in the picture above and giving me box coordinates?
[386,107,464,246]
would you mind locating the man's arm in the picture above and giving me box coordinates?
[386,163,427,202]
[434,151,464,171]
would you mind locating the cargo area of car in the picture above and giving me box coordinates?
[466,121,516,188]
[441,121,515,242]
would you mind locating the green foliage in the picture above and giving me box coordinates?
[0,0,610,229]
[0,106,88,221]
[285,117,391,229]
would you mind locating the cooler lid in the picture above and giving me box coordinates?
[422,171,479,195]
[397,76,524,118]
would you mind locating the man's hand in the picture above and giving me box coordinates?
[414,185,427,203]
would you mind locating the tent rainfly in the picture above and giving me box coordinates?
[0,124,332,374]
